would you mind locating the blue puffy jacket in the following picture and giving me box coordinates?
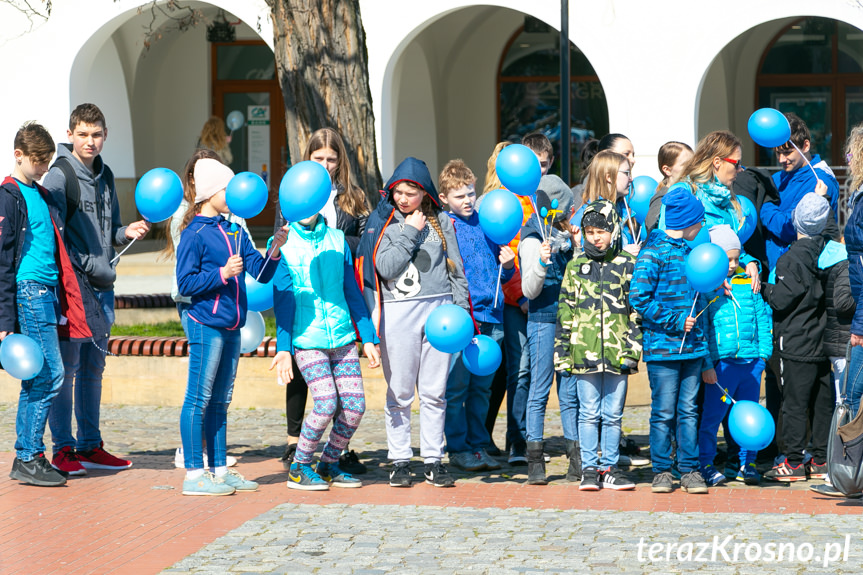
[176,215,279,329]
[845,187,863,337]
[706,270,773,364]
[630,229,710,363]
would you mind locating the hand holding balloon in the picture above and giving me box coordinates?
[702,368,717,384]
[222,254,243,279]
[271,224,289,251]
[539,241,551,265]
[815,180,828,197]
[125,220,151,241]
[499,246,516,269]
[684,316,696,333]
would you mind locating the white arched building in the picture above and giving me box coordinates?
[2,0,863,226]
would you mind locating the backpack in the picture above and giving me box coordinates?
[52,156,115,222]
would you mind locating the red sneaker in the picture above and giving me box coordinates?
[77,443,132,470]
[51,446,87,476]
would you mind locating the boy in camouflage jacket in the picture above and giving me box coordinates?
[555,199,641,491]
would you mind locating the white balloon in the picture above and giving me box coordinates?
[226,110,244,131]
[240,311,266,354]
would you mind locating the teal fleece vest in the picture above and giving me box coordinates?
[281,220,355,350]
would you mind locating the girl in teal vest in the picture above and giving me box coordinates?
[271,211,380,491]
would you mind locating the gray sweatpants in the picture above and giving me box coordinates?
[380,295,452,463]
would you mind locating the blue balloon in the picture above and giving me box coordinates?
[226,110,244,131]
[748,108,791,148]
[135,168,183,223]
[462,335,502,376]
[736,195,757,244]
[683,224,709,249]
[478,188,524,245]
[0,334,44,380]
[425,304,473,354]
[240,311,266,354]
[279,161,332,223]
[227,172,269,219]
[629,176,658,224]
[685,242,729,293]
[728,400,775,451]
[495,144,541,197]
[245,272,274,312]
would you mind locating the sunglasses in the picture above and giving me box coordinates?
[721,157,743,170]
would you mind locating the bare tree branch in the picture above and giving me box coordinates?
[119,0,206,50]
[0,0,51,42]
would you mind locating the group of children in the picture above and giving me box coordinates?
[6,106,850,497]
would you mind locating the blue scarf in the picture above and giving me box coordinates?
[695,176,732,209]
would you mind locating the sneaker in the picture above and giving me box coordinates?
[618,453,651,467]
[680,470,709,494]
[280,444,297,470]
[287,462,330,491]
[508,444,528,466]
[424,461,455,487]
[221,469,258,492]
[579,466,602,491]
[702,465,727,487]
[486,441,502,457]
[651,471,673,493]
[182,471,235,496]
[77,443,132,470]
[51,447,87,477]
[449,451,486,472]
[389,462,412,488]
[735,463,761,486]
[724,459,741,481]
[809,483,863,499]
[316,461,362,488]
[338,449,367,475]
[601,467,635,490]
[763,459,807,482]
[10,455,67,487]
[174,447,237,469]
[807,460,828,480]
[476,449,502,471]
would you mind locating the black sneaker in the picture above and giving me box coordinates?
[339,450,368,475]
[10,454,67,487]
[651,471,673,493]
[579,466,601,491]
[389,462,412,488]
[763,458,807,482]
[602,467,635,490]
[424,461,455,488]
[280,443,297,470]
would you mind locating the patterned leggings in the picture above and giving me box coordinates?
[293,344,366,464]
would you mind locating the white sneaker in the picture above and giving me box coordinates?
[175,447,238,468]
[618,454,650,467]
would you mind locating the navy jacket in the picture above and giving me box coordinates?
[176,215,279,329]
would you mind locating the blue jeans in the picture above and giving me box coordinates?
[845,345,863,417]
[177,301,190,336]
[504,304,530,449]
[573,372,628,468]
[647,359,703,473]
[526,320,578,442]
[180,319,240,469]
[15,282,65,461]
[445,322,502,453]
[698,359,763,472]
[50,290,114,451]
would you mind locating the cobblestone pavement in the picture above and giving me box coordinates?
[164,504,863,574]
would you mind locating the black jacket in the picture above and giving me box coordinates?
[733,168,779,281]
[274,185,368,257]
[823,259,855,358]
[0,179,109,342]
[763,235,827,362]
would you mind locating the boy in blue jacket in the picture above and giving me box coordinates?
[438,160,515,473]
[698,225,772,487]
[630,186,717,494]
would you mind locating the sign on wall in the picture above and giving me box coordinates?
[247,105,270,186]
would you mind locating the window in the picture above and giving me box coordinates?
[498,27,608,182]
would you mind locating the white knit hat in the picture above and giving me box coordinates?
[193,158,234,203]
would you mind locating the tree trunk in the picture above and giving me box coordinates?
[268,0,382,204]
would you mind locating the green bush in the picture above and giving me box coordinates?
[111,317,277,338]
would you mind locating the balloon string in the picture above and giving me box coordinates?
[255,246,273,283]
[622,195,638,245]
[109,237,136,265]
[678,293,699,353]
[709,381,737,405]
[789,140,821,182]
[528,195,546,242]
[493,263,502,309]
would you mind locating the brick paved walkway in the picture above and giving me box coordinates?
[1,404,860,574]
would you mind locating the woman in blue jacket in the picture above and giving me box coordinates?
[698,225,772,487]
[270,210,380,491]
[175,158,287,496]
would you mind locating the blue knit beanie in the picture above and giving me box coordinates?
[663,184,705,230]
